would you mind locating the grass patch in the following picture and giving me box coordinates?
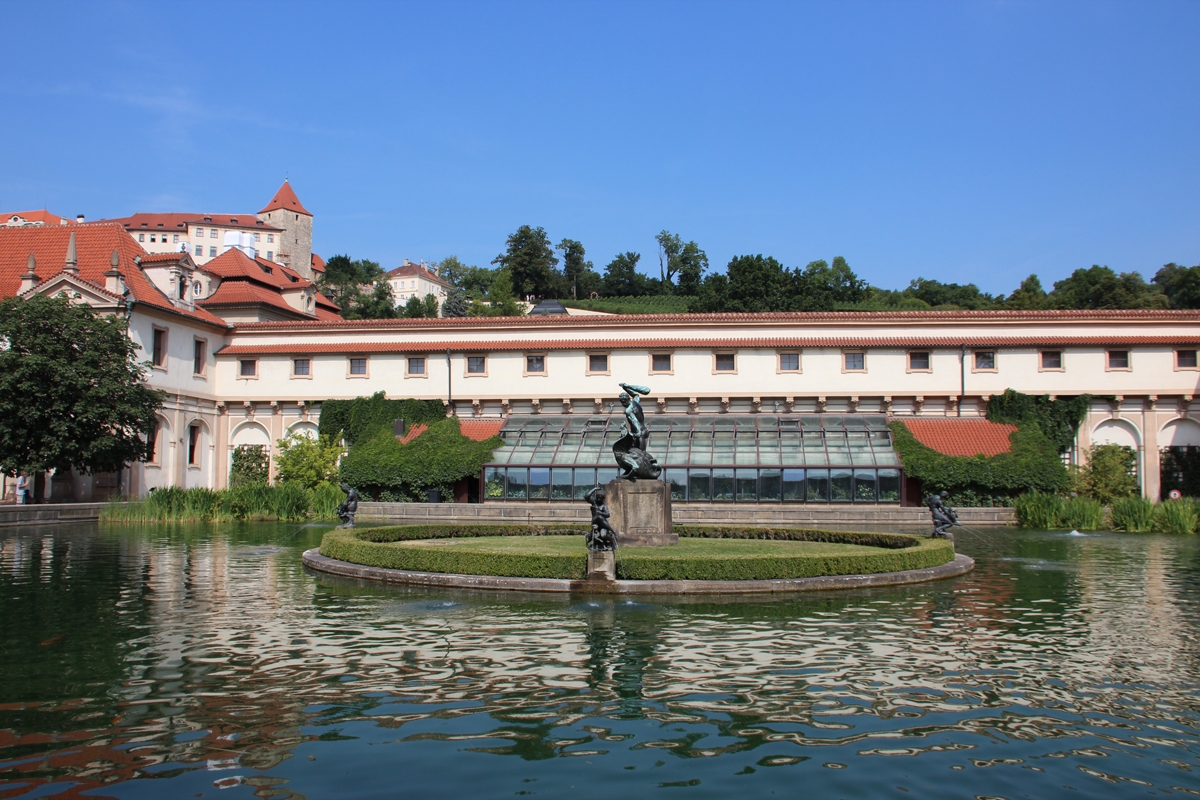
[101,483,344,523]
[318,526,955,581]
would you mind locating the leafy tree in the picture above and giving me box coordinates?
[1073,444,1138,504]
[691,254,794,313]
[801,257,868,308]
[401,293,441,319]
[655,231,683,289]
[354,281,399,320]
[675,240,709,296]
[492,225,562,299]
[317,255,396,319]
[1003,274,1048,310]
[1153,263,1200,309]
[602,252,648,297]
[479,268,523,316]
[441,288,469,318]
[898,277,994,310]
[274,431,342,490]
[229,445,270,488]
[556,238,601,299]
[655,231,708,296]
[0,294,164,478]
[1048,266,1167,310]
[437,256,495,301]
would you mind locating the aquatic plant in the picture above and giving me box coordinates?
[1109,496,1157,532]
[1062,496,1106,531]
[1154,498,1199,535]
[100,484,340,523]
[1014,492,1066,529]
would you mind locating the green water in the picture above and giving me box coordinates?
[1,522,1198,799]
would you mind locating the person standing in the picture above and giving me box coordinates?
[15,473,28,505]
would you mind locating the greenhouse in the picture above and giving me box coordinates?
[484,414,903,503]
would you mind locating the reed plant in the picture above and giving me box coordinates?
[1109,496,1157,532]
[99,482,344,523]
[1153,499,1199,535]
[307,481,343,520]
[1062,496,1106,530]
[1014,492,1066,529]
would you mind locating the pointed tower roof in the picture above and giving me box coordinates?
[259,180,311,216]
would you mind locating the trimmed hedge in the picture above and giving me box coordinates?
[318,525,955,581]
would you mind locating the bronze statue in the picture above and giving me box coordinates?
[584,485,618,551]
[337,484,360,528]
[926,490,957,539]
[612,382,660,480]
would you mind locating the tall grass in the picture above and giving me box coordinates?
[1015,492,1066,529]
[1154,499,1199,535]
[100,483,342,523]
[1109,497,1157,532]
[1062,496,1106,530]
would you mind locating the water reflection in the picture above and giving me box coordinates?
[0,523,1198,799]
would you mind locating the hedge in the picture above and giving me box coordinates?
[318,525,955,581]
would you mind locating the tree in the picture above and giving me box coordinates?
[898,276,994,310]
[691,255,794,312]
[478,268,523,316]
[275,431,342,490]
[401,293,441,319]
[1073,444,1139,504]
[437,255,495,302]
[675,240,709,296]
[655,231,683,289]
[316,254,396,319]
[1153,263,1200,309]
[655,231,708,296]
[441,288,469,318]
[798,257,869,309]
[1003,274,1048,310]
[0,294,164,478]
[354,281,398,320]
[492,225,562,299]
[1048,266,1167,310]
[602,252,647,296]
[556,238,601,299]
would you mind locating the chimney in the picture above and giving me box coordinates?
[19,253,39,293]
[62,231,78,275]
[76,214,85,224]
[104,249,125,295]
[393,418,406,437]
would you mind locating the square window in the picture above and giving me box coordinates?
[152,328,167,368]
[974,351,995,370]
[209,229,217,238]
[909,351,930,371]
[254,233,261,242]
[714,353,736,372]
[526,355,545,373]
[267,234,274,243]
[194,245,203,256]
[239,359,256,377]
[467,355,486,374]
[404,356,424,375]
[1041,351,1063,370]
[349,357,368,375]
[844,352,865,371]
[1177,349,1198,369]
[1108,350,1129,370]
[652,353,672,372]
[149,234,156,243]
[195,227,203,236]
[208,246,216,257]
[192,338,206,375]
[138,233,145,242]
[173,234,179,243]
[779,352,800,372]
[293,358,310,376]
[589,353,609,373]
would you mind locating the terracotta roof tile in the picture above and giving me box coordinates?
[311,253,325,273]
[398,423,428,444]
[397,419,503,445]
[3,210,73,226]
[104,212,281,232]
[385,262,451,287]
[897,418,1018,457]
[259,180,311,216]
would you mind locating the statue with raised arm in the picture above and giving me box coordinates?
[584,485,618,551]
[612,382,660,480]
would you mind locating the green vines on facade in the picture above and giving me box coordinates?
[318,392,446,445]
[986,389,1092,453]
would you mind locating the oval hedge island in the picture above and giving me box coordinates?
[303,524,973,595]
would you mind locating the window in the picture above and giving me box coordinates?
[467,355,487,374]
[407,356,426,376]
[239,359,257,377]
[714,352,736,372]
[149,234,156,243]
[193,282,202,297]
[254,233,261,242]
[195,227,204,236]
[194,245,203,256]
[173,234,179,243]
[266,251,273,261]
[147,422,160,464]
[588,353,609,374]
[1107,350,1130,370]
[151,328,167,368]
[779,352,800,372]
[209,229,217,238]
[844,352,865,372]
[187,425,200,466]
[208,246,216,257]
[293,358,311,377]
[651,353,672,373]
[1177,349,1198,369]
[349,357,368,376]
[1041,350,1063,370]
[974,351,996,371]
[908,351,930,371]
[138,233,145,242]
[526,355,546,374]
[267,234,274,243]
[192,338,206,375]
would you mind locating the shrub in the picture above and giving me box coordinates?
[1075,444,1138,505]
[1154,499,1199,534]
[1015,492,1066,529]
[1062,496,1106,530]
[275,432,343,489]
[1109,496,1156,532]
[230,445,270,488]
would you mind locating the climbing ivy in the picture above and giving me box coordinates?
[318,392,446,445]
[986,389,1092,453]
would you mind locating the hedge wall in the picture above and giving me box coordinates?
[318,392,446,445]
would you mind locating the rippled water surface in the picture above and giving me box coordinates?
[2,522,1199,799]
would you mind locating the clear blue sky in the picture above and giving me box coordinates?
[2,1,1197,295]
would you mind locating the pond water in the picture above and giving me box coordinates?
[1,522,1199,799]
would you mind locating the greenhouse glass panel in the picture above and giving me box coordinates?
[529,468,551,499]
[736,469,757,501]
[552,469,573,500]
[854,469,877,502]
[507,468,528,499]
[782,469,805,501]
[713,468,735,501]
[573,468,596,499]
[878,469,901,502]
[597,468,619,486]
[807,469,830,502]
[830,468,853,502]
[664,469,687,501]
[759,469,782,501]
[485,467,505,500]
[688,470,711,501]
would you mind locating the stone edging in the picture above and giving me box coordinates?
[302,548,975,595]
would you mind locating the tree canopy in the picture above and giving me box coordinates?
[0,294,165,476]
[492,225,561,299]
[317,254,396,319]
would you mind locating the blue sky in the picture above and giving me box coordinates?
[2,1,1197,295]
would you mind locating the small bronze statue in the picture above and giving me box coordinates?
[612,381,661,481]
[584,485,618,551]
[926,490,958,539]
[337,483,360,528]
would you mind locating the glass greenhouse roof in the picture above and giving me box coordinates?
[487,414,900,468]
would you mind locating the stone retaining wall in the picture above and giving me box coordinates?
[0,503,110,527]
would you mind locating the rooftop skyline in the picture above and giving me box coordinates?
[2,1,1197,295]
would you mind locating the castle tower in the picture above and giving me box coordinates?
[258,180,313,278]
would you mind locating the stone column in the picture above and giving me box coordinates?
[1143,400,1160,500]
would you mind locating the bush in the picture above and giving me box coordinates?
[1075,444,1138,505]
[1062,496,1106,530]
[1154,499,1199,534]
[230,445,270,488]
[275,432,343,489]
[1109,496,1156,532]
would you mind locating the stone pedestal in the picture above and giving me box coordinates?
[606,478,676,546]
[586,550,616,581]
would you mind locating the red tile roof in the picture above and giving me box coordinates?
[104,212,281,232]
[398,423,427,444]
[897,418,1018,457]
[194,248,342,321]
[311,253,325,273]
[0,223,228,328]
[3,210,73,226]
[397,419,503,445]
[386,261,451,287]
[259,180,311,216]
